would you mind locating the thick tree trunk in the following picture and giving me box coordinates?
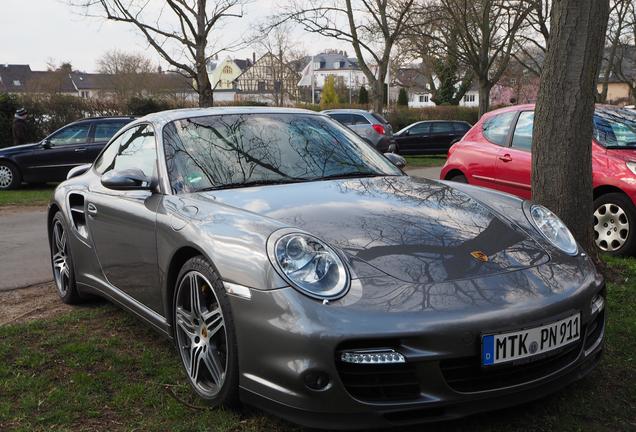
[478,79,491,118]
[370,79,385,113]
[532,0,609,260]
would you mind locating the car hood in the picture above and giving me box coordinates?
[0,142,40,155]
[206,176,549,285]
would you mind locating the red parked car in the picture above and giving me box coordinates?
[441,104,636,256]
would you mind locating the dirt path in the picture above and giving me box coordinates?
[0,282,72,326]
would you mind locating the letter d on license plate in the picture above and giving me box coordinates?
[482,313,580,366]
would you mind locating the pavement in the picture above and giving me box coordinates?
[0,166,442,292]
[0,207,51,291]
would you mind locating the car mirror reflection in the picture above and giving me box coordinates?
[384,153,407,169]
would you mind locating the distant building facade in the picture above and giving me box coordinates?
[236,53,300,105]
[394,67,479,108]
[298,51,368,103]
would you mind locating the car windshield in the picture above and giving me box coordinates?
[593,109,636,148]
[162,113,402,193]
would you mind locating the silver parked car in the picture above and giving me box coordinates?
[49,108,604,430]
[322,108,398,153]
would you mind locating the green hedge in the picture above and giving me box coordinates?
[387,106,479,131]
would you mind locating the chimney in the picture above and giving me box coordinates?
[253,52,256,63]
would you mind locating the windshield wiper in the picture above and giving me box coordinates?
[314,172,391,181]
[196,178,308,192]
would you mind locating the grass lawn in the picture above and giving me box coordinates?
[404,155,447,168]
[0,185,55,207]
[0,257,634,431]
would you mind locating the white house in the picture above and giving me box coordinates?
[395,67,480,108]
[298,51,368,102]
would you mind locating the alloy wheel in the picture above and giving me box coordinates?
[594,203,629,252]
[52,220,70,296]
[175,271,228,397]
[0,165,13,189]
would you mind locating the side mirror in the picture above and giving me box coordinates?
[384,153,407,169]
[66,164,92,180]
[101,168,153,191]
[42,139,52,149]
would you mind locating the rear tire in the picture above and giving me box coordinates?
[173,256,240,408]
[0,161,21,190]
[448,174,468,184]
[593,193,636,256]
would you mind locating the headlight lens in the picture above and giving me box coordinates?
[529,204,578,255]
[273,233,349,299]
[626,161,636,175]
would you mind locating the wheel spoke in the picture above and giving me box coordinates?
[203,307,224,338]
[54,224,64,251]
[176,306,197,338]
[203,349,224,385]
[189,344,204,382]
[188,273,203,317]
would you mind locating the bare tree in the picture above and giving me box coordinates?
[514,0,551,77]
[438,0,532,116]
[96,50,157,102]
[532,0,609,261]
[72,0,248,107]
[280,0,416,112]
[598,0,633,102]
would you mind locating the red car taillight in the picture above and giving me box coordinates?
[372,124,385,135]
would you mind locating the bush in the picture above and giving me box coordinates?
[358,86,369,105]
[397,88,409,106]
[127,96,172,116]
[0,93,19,147]
[387,106,479,130]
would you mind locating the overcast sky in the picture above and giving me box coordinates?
[0,0,337,72]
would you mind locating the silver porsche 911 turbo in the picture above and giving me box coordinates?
[48,108,605,430]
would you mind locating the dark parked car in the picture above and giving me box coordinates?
[49,107,604,430]
[322,109,397,153]
[395,120,471,155]
[0,116,134,189]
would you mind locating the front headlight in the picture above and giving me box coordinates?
[269,232,349,299]
[527,204,578,255]
[626,161,636,175]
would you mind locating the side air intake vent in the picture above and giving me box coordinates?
[68,194,88,238]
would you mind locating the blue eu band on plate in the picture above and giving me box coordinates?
[482,313,581,366]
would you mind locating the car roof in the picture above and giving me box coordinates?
[484,103,631,120]
[72,116,136,124]
[321,109,370,114]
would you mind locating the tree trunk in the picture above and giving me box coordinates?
[370,78,385,113]
[532,0,609,261]
[478,79,491,117]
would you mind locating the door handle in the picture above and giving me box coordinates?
[87,203,97,216]
[74,148,87,152]
[499,154,513,162]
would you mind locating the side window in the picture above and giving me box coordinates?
[409,123,430,135]
[93,125,157,177]
[93,121,129,142]
[482,112,517,145]
[431,122,454,134]
[49,123,91,146]
[454,123,471,133]
[329,113,352,125]
[351,114,370,125]
[511,111,534,151]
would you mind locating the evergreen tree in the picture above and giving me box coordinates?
[320,75,339,108]
[397,88,409,106]
[358,85,369,105]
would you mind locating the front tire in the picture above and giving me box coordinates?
[50,212,81,304]
[173,257,239,407]
[593,193,636,256]
[449,174,468,183]
[0,161,21,190]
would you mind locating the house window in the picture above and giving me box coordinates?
[13,80,21,86]
[257,81,266,92]
[80,91,89,98]
[510,78,517,86]
[419,95,429,103]
[464,94,476,103]
[223,65,232,74]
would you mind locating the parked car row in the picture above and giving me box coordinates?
[441,104,636,256]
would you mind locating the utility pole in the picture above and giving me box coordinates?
[311,55,315,105]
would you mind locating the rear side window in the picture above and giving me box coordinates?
[453,123,471,133]
[328,113,352,125]
[409,123,430,135]
[482,112,517,145]
[351,114,370,125]
[431,122,454,134]
[511,111,534,151]
[93,121,129,142]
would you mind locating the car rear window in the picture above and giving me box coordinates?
[482,112,517,145]
[370,113,388,124]
[351,114,370,125]
[328,113,352,125]
[93,121,130,142]
[453,122,471,133]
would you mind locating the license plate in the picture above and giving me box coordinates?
[482,313,580,366]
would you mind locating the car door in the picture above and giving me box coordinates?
[87,120,132,164]
[494,111,533,199]
[398,122,431,155]
[18,122,93,182]
[429,122,456,153]
[85,124,162,313]
[469,111,518,190]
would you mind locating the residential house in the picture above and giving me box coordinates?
[394,66,480,108]
[235,53,300,105]
[490,59,540,107]
[597,45,636,105]
[206,57,253,103]
[297,51,367,103]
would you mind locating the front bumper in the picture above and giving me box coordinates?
[227,267,605,430]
